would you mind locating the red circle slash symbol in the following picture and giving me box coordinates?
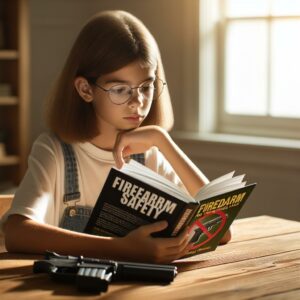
[188,210,227,250]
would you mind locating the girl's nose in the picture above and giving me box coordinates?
[128,89,144,106]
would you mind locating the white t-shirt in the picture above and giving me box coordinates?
[1,132,185,231]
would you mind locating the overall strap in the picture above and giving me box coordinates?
[60,141,81,203]
[130,153,145,165]
[60,141,145,203]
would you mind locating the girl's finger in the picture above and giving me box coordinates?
[164,234,190,256]
[138,220,168,236]
[163,243,193,263]
[113,133,126,168]
[153,235,188,251]
[113,149,124,169]
[178,243,194,259]
[155,226,190,248]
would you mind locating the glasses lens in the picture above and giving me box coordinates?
[109,85,132,104]
[139,82,155,100]
[107,79,166,104]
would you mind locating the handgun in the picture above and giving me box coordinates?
[33,251,177,293]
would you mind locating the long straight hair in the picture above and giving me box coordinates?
[46,10,174,143]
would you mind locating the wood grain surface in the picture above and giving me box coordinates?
[0,216,299,299]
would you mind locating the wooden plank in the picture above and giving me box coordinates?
[0,156,19,166]
[165,252,300,300]
[0,216,299,299]
[0,50,18,60]
[107,251,300,300]
[254,290,300,300]
[231,215,300,243]
[0,249,299,299]
[0,195,13,217]
[18,0,30,180]
[175,232,300,272]
[0,97,18,105]
[0,195,14,253]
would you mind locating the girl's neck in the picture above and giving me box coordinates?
[89,134,116,151]
[89,125,122,151]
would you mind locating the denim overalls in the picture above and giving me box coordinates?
[59,141,145,233]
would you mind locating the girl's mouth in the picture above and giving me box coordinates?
[123,115,144,122]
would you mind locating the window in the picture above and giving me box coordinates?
[200,0,300,139]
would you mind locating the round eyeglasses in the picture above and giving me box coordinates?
[88,77,166,105]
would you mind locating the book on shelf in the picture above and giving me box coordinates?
[84,159,256,258]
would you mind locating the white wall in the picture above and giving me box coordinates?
[28,0,300,221]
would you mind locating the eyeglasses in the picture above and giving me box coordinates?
[88,77,166,105]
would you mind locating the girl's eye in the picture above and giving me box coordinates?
[141,83,154,93]
[111,85,131,95]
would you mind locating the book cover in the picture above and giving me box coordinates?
[84,168,198,238]
[84,161,256,258]
[185,183,256,257]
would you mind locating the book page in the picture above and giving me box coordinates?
[121,161,248,204]
[202,171,235,189]
[197,175,245,199]
[194,171,234,195]
[195,172,247,202]
[120,160,195,203]
[196,182,247,201]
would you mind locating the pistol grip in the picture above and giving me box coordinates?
[77,267,113,293]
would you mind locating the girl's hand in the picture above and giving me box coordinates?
[113,125,167,168]
[117,221,192,263]
[219,228,232,245]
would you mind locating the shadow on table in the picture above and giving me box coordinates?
[174,260,210,272]
[0,251,42,260]
[0,253,170,297]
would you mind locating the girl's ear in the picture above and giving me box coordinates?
[74,76,94,102]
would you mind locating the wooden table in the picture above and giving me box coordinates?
[0,216,299,299]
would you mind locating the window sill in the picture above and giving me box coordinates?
[171,131,300,150]
[171,131,300,170]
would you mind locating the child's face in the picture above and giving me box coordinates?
[91,60,156,133]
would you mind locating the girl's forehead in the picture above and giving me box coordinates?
[99,60,157,84]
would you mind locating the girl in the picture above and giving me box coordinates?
[2,10,230,263]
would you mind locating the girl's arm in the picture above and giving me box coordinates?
[3,214,191,263]
[114,126,231,244]
[114,125,209,197]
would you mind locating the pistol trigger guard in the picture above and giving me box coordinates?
[33,261,57,274]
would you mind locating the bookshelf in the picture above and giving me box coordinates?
[0,0,29,192]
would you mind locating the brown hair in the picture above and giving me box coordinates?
[46,10,174,143]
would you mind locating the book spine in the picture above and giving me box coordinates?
[171,207,194,236]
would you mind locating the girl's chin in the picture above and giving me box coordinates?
[116,124,140,131]
[120,121,142,130]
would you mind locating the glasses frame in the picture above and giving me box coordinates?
[87,77,167,105]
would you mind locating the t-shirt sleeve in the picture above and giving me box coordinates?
[145,146,188,192]
[0,133,59,232]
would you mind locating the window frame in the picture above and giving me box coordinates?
[199,0,300,140]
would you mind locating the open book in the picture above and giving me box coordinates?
[84,160,256,258]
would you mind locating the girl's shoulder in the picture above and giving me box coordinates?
[30,131,64,160]
[34,131,59,144]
